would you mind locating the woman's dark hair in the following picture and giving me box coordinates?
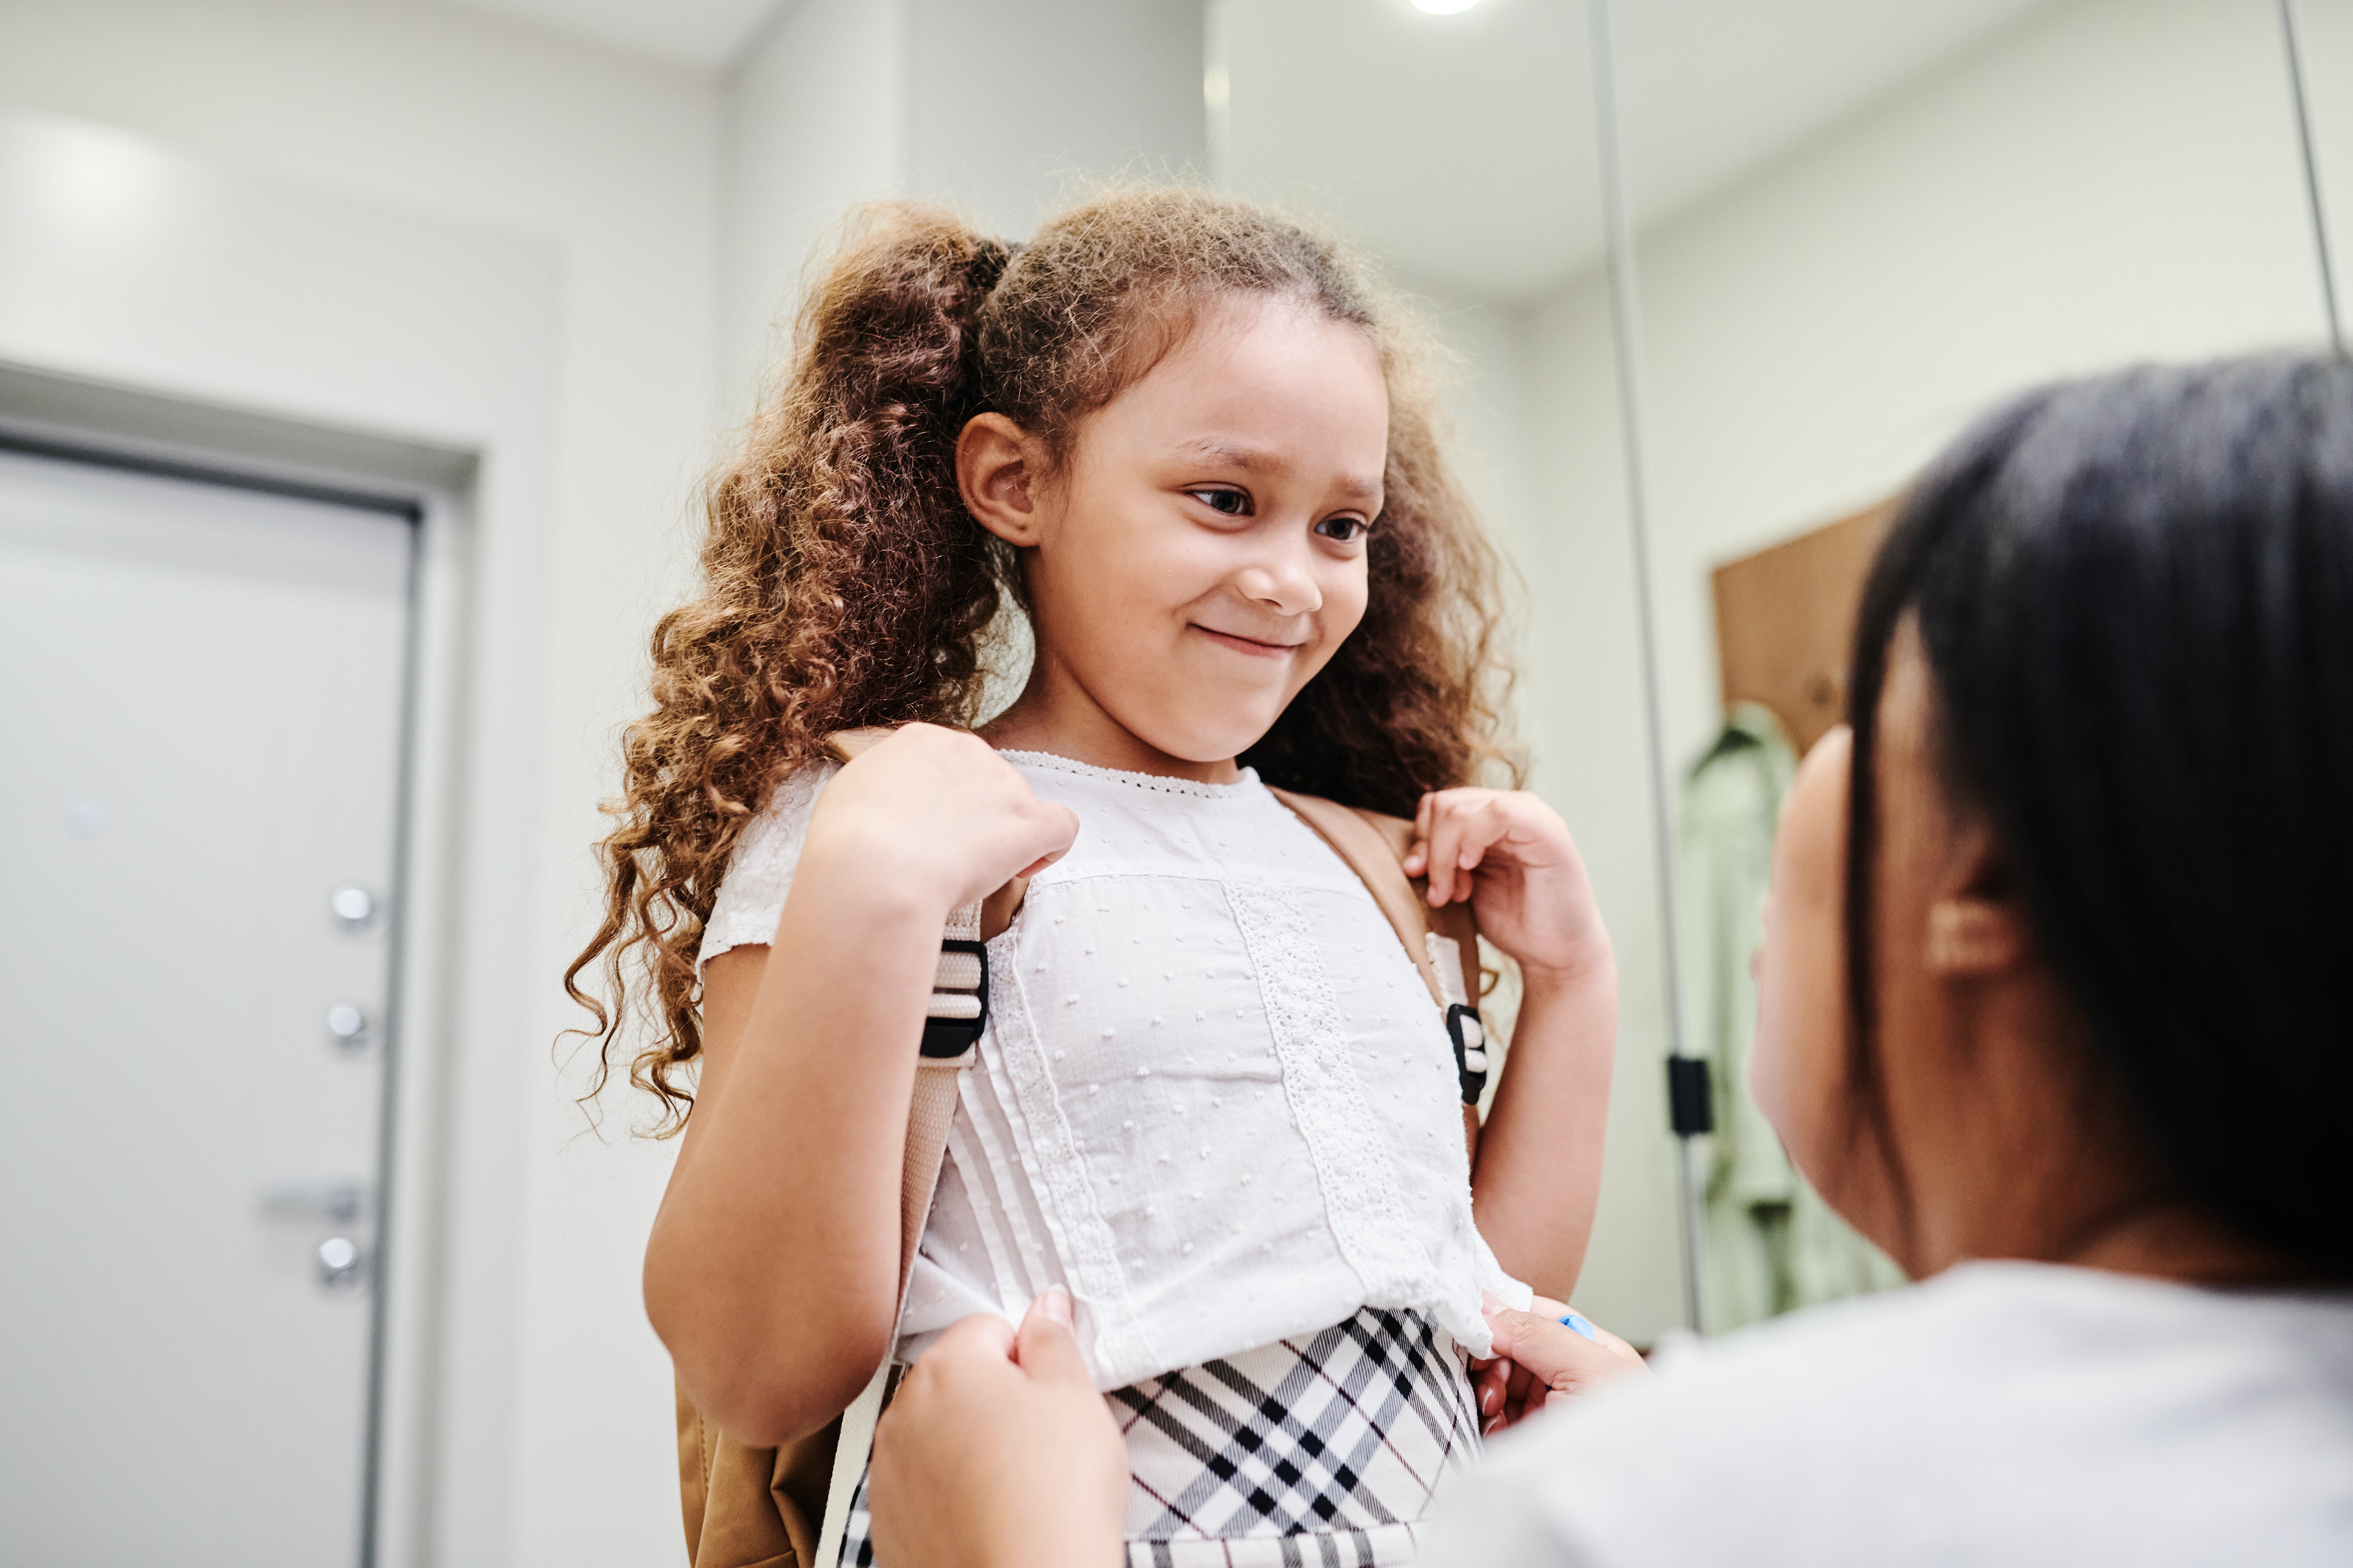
[1845,353,2353,1274]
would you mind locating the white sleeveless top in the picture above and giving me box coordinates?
[698,750,1531,1391]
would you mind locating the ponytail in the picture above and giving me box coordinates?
[567,206,1020,1126]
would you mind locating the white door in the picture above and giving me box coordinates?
[0,445,412,1567]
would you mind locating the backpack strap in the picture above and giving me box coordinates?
[812,729,1024,1568]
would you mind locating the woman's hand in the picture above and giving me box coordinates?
[1468,1294,1649,1435]
[1404,789,1609,984]
[805,723,1080,918]
[870,1289,1128,1568]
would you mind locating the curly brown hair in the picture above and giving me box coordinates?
[568,188,1518,1129]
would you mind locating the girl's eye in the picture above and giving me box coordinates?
[1315,515,1372,543]
[1186,488,1253,518]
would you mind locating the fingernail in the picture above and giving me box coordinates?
[1038,1285,1075,1329]
[1480,1289,1504,1316]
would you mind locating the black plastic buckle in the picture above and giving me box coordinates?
[919,938,990,1059]
[1447,1002,1488,1106]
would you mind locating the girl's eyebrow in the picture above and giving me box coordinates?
[1172,437,1382,504]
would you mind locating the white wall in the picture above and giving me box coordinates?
[722,0,909,406]
[723,0,1208,412]
[1496,0,2349,1343]
[906,0,1205,238]
[0,3,720,1563]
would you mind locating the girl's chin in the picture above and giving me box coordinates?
[1122,708,1287,768]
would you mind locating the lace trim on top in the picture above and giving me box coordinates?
[1225,879,1430,1305]
[995,749,1261,800]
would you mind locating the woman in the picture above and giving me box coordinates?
[867,353,2353,1567]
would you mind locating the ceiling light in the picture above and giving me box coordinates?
[1412,0,1482,13]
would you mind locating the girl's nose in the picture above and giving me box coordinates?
[1236,538,1323,616]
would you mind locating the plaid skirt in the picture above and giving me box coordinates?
[844,1306,1481,1568]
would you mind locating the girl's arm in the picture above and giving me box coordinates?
[1472,946,1617,1299]
[644,727,1077,1448]
[1407,790,1617,1303]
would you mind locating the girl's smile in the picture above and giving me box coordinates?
[1190,622,1309,659]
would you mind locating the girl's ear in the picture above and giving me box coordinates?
[959,413,1043,546]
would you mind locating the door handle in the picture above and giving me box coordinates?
[257,1181,364,1226]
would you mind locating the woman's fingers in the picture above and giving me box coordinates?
[1469,1355,1510,1425]
[1011,1286,1091,1383]
[1480,1305,1649,1406]
[870,1296,1124,1568]
[886,1311,1021,1419]
[931,1308,1021,1364]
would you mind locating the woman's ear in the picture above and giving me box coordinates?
[1924,818,2030,976]
[959,413,1044,546]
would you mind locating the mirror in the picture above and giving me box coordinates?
[1608,0,2347,1338]
[1221,0,2346,1348]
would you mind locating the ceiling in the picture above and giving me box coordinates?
[423,0,2069,297]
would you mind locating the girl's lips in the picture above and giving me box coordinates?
[1193,624,1303,660]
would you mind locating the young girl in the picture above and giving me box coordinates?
[573,190,1617,1565]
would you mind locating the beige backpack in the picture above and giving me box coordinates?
[674,732,1492,1568]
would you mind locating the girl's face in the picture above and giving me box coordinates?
[967,294,1391,770]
